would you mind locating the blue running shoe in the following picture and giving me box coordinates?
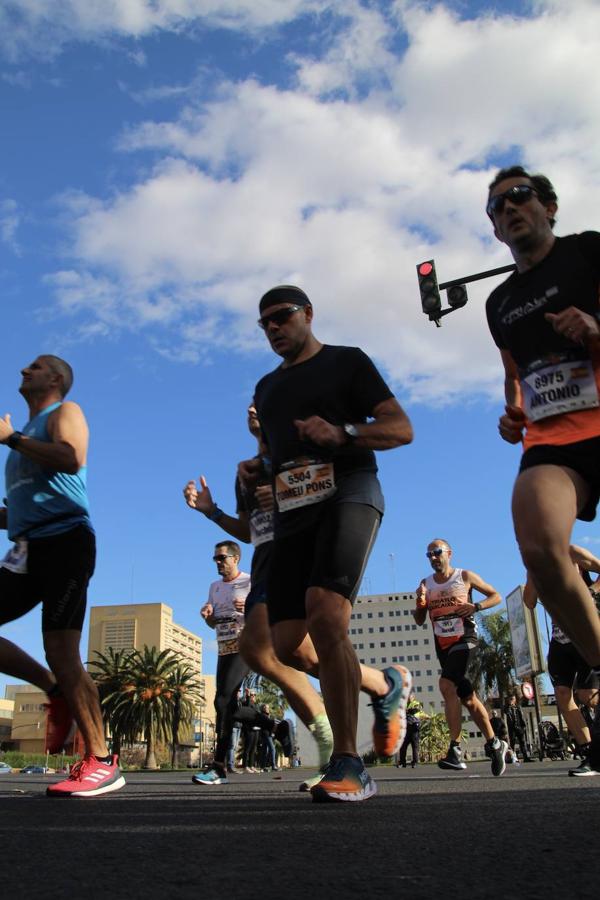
[192,767,228,785]
[371,665,413,757]
[311,756,377,803]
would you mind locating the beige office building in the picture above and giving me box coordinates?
[87,603,213,754]
[87,602,202,674]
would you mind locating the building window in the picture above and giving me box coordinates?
[103,619,136,651]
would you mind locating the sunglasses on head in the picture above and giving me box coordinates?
[426,548,446,558]
[258,305,303,330]
[486,184,539,218]
[213,553,233,562]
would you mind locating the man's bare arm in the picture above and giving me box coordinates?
[295,397,413,451]
[461,570,502,615]
[0,402,88,474]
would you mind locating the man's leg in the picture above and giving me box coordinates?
[439,677,462,741]
[462,693,495,741]
[513,465,600,665]
[0,636,56,693]
[44,630,108,757]
[305,587,359,754]
[239,604,324,725]
[555,685,590,746]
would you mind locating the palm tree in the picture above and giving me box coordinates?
[163,663,204,769]
[88,647,135,757]
[110,646,179,769]
[469,611,517,710]
[418,710,449,762]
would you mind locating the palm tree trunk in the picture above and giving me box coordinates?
[144,714,158,770]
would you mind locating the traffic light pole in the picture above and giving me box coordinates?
[438,262,517,292]
[428,262,517,326]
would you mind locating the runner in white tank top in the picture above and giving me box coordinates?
[413,538,508,776]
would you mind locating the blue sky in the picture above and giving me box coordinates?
[1,0,599,695]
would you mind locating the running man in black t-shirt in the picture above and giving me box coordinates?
[183,403,333,790]
[485,165,600,773]
[240,285,414,803]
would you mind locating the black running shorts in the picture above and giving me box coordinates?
[266,501,381,624]
[0,525,96,632]
[519,435,600,521]
[436,644,475,684]
[547,638,599,690]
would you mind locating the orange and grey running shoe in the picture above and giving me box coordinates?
[310,756,377,803]
[371,665,413,757]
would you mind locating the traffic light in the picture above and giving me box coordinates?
[447,283,468,309]
[417,260,441,318]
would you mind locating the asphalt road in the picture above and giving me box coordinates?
[1,760,598,900]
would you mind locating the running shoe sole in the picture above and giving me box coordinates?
[311,779,378,803]
[569,766,600,776]
[372,665,413,757]
[437,759,467,771]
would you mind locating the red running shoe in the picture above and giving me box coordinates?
[45,693,74,754]
[47,755,125,798]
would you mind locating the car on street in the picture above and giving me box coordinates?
[0,762,12,774]
[19,765,48,774]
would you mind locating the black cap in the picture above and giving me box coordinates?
[259,285,311,314]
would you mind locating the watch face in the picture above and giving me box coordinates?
[344,424,359,439]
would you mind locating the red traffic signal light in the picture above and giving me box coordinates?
[416,259,441,317]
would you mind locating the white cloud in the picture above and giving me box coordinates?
[42,0,600,405]
[0,0,327,61]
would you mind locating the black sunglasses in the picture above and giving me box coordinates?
[486,184,539,218]
[213,554,233,562]
[426,548,446,558]
[258,305,303,330]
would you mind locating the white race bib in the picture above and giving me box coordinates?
[0,540,28,574]
[249,509,274,547]
[275,461,336,512]
[433,616,465,639]
[215,619,242,643]
[521,355,599,422]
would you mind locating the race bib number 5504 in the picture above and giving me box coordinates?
[275,461,336,512]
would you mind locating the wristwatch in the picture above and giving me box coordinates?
[473,602,482,614]
[343,423,359,441]
[7,431,23,450]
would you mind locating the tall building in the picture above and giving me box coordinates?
[87,602,212,757]
[87,602,202,674]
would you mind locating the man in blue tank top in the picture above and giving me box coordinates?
[0,355,125,797]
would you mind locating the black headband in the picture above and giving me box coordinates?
[259,285,311,313]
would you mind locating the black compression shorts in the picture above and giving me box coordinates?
[519,435,600,521]
[547,638,599,690]
[436,644,475,684]
[0,525,95,632]
[266,501,381,625]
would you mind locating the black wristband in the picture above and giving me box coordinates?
[206,505,225,523]
[7,431,23,450]
[473,602,482,614]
